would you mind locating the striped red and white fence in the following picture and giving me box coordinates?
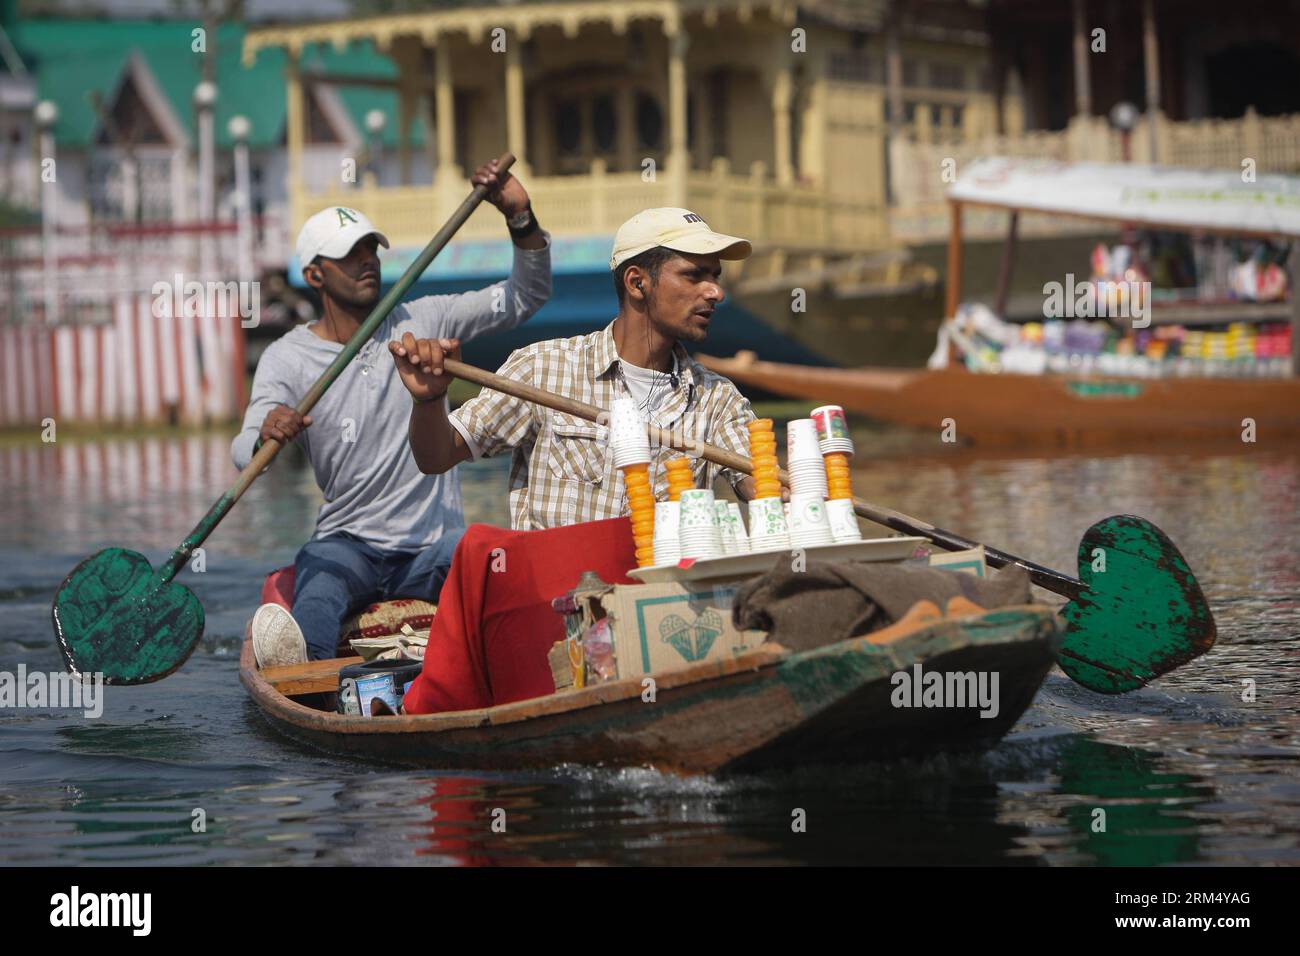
[1,221,251,429]
[0,296,247,429]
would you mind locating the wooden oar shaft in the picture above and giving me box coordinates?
[442,357,1084,598]
[152,153,516,586]
[445,357,604,422]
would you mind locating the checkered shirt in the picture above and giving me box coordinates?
[448,321,755,529]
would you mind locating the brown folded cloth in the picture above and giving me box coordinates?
[732,561,1032,652]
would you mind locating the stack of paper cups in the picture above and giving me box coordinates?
[823,452,854,501]
[652,500,681,566]
[624,464,656,566]
[610,398,656,565]
[811,405,855,455]
[715,501,739,554]
[747,497,790,552]
[609,398,652,467]
[747,419,781,500]
[678,489,723,560]
[665,456,695,501]
[826,498,861,543]
[823,456,861,540]
[727,502,749,553]
[786,419,829,499]
[787,493,835,548]
[747,417,788,552]
[811,404,861,543]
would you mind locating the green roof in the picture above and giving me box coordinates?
[11,18,422,150]
[299,38,426,149]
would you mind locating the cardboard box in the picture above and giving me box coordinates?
[568,580,767,681]
[929,545,987,578]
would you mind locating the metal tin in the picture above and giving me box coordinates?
[355,672,398,717]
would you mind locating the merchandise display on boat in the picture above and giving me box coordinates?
[935,304,1293,379]
[935,232,1294,380]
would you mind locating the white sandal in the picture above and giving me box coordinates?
[251,603,308,668]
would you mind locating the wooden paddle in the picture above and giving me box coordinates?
[51,153,517,685]
[440,355,1217,694]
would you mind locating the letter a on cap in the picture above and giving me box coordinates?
[336,207,360,226]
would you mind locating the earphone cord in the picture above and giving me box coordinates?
[618,352,674,417]
[642,297,681,421]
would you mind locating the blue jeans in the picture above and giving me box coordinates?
[291,528,465,660]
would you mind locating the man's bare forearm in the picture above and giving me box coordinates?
[408,398,466,474]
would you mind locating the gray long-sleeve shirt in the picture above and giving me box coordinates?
[231,235,552,552]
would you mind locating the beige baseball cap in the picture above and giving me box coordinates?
[609,207,752,270]
[296,206,390,265]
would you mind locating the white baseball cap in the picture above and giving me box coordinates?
[295,206,390,265]
[609,207,751,270]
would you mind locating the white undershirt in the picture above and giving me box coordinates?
[618,356,677,419]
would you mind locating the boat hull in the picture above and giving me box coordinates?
[698,354,1300,448]
[240,605,1060,774]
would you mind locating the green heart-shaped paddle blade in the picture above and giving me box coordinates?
[52,548,205,685]
[1059,515,1216,693]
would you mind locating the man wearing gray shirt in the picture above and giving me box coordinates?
[234,159,551,666]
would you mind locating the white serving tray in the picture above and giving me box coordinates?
[626,536,927,584]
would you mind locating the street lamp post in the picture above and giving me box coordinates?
[193,81,218,281]
[228,114,254,284]
[34,99,58,325]
[191,80,225,420]
[1109,101,1139,163]
[364,109,386,188]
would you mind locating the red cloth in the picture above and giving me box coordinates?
[261,566,295,609]
[403,518,636,714]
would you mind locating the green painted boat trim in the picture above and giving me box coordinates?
[776,606,1061,714]
[1067,381,1144,399]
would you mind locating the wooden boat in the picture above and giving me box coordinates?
[240,603,1061,774]
[701,158,1300,448]
[698,351,1300,448]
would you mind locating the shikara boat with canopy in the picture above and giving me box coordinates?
[700,158,1300,447]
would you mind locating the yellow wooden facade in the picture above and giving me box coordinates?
[245,0,1016,255]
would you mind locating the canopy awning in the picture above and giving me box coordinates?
[948,157,1300,240]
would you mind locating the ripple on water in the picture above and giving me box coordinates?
[1,435,1297,864]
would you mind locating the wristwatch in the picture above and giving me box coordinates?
[507,206,540,240]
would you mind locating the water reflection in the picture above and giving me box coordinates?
[0,435,512,561]
[1056,736,1208,866]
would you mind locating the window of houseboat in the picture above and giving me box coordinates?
[593,94,616,153]
[636,92,662,150]
[556,97,581,155]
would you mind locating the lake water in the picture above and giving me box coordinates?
[1,432,1297,865]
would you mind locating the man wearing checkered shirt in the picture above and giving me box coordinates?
[389,208,761,525]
